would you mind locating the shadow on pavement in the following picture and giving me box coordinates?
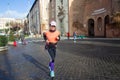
[0,69,12,80]
[22,53,50,79]
[0,51,15,80]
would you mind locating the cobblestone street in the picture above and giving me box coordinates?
[0,0,120,80]
[0,39,120,80]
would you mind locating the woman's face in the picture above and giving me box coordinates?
[49,25,56,31]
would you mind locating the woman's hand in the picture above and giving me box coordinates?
[46,40,49,44]
[56,37,59,41]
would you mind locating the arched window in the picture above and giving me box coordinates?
[97,17,102,31]
[88,19,95,37]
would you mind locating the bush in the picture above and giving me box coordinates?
[0,35,8,47]
[9,32,17,41]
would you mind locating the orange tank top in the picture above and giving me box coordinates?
[45,30,60,43]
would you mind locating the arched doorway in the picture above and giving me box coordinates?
[88,19,95,37]
[104,15,109,37]
[97,17,102,32]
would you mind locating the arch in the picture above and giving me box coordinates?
[104,15,110,37]
[88,19,95,37]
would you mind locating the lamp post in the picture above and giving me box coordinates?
[27,0,32,36]
[7,2,10,41]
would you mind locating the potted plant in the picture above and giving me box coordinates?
[0,35,8,51]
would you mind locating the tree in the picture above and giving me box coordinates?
[110,12,120,37]
[112,12,120,28]
[5,22,10,27]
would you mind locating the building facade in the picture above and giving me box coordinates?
[0,18,23,30]
[27,0,49,35]
[0,18,14,30]
[27,0,40,35]
[49,0,56,22]
[40,0,49,34]
[49,0,69,36]
[69,0,120,37]
[28,0,120,37]
[56,0,69,36]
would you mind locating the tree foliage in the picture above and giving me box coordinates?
[0,35,8,47]
[112,12,120,28]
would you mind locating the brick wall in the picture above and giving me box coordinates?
[69,0,120,37]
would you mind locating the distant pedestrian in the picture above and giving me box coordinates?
[43,20,60,77]
[67,32,70,40]
[20,31,25,44]
[13,40,17,47]
[73,31,77,42]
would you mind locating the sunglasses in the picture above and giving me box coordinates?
[50,25,56,27]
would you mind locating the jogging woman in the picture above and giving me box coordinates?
[44,21,60,77]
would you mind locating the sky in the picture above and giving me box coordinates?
[0,0,35,19]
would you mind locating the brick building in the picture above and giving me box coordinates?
[69,0,120,37]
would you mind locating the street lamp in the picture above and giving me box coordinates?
[7,2,10,41]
